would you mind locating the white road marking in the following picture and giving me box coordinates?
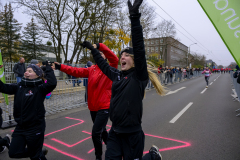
[210,82,213,85]
[170,102,193,123]
[201,88,207,94]
[166,87,186,95]
[214,79,216,81]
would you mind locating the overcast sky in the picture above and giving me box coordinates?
[2,0,235,66]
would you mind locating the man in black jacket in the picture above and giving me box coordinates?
[13,57,26,83]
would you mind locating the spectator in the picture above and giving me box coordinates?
[83,61,93,103]
[13,57,26,83]
[65,60,72,85]
[30,59,40,67]
[233,65,240,78]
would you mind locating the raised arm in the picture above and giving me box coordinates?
[0,81,18,95]
[96,43,119,69]
[59,64,90,78]
[39,63,57,95]
[128,0,148,81]
[80,41,119,81]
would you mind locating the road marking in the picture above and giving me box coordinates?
[166,87,186,95]
[214,79,216,81]
[170,102,193,123]
[210,82,213,85]
[201,88,207,94]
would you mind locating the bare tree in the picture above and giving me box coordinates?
[13,0,122,63]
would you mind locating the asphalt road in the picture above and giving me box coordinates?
[1,73,240,160]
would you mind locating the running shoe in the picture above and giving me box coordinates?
[149,145,162,160]
[3,134,11,149]
[65,81,68,85]
[0,146,6,154]
[42,148,48,156]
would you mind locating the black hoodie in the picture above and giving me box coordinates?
[91,15,148,133]
[0,65,57,127]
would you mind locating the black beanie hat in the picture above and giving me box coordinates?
[120,47,133,55]
[27,64,43,77]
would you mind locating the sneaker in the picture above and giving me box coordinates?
[0,146,6,154]
[42,148,48,156]
[149,145,162,160]
[3,134,11,149]
[65,81,68,85]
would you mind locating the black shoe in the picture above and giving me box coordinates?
[0,146,6,154]
[96,156,102,160]
[149,145,162,160]
[42,148,48,156]
[3,134,11,149]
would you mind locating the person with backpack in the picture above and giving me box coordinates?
[80,0,164,159]
[0,62,56,160]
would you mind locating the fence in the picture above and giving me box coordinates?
[146,71,203,89]
[3,62,86,83]
[230,71,240,116]
[1,63,204,128]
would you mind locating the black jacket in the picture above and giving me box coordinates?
[13,62,26,77]
[91,15,148,133]
[0,65,57,127]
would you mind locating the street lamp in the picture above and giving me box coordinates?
[187,43,197,67]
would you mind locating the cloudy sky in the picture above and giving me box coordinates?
[2,0,235,66]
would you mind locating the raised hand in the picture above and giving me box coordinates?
[128,0,143,16]
[80,41,94,50]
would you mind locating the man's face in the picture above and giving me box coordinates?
[20,58,25,63]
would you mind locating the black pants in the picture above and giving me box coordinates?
[105,128,153,160]
[90,109,109,159]
[0,136,8,147]
[9,123,46,160]
[205,76,210,85]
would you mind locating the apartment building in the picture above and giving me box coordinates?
[144,37,188,67]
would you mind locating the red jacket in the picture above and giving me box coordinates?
[60,43,119,111]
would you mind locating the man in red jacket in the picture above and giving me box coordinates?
[54,43,119,160]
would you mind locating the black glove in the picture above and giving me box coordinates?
[80,41,94,50]
[41,66,46,71]
[128,0,143,16]
[54,63,61,70]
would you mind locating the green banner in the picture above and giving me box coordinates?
[198,0,240,66]
[0,50,9,105]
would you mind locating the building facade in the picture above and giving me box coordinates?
[144,37,188,67]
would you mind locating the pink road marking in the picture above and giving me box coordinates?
[43,117,191,160]
[44,143,84,160]
[45,117,84,137]
[82,131,91,135]
[88,142,105,154]
[51,136,92,147]
[143,133,191,154]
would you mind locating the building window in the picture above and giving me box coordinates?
[156,40,159,44]
[151,47,154,52]
[147,47,149,52]
[147,41,150,45]
[160,39,163,43]
[155,47,158,52]
[151,40,154,44]
[160,47,163,52]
